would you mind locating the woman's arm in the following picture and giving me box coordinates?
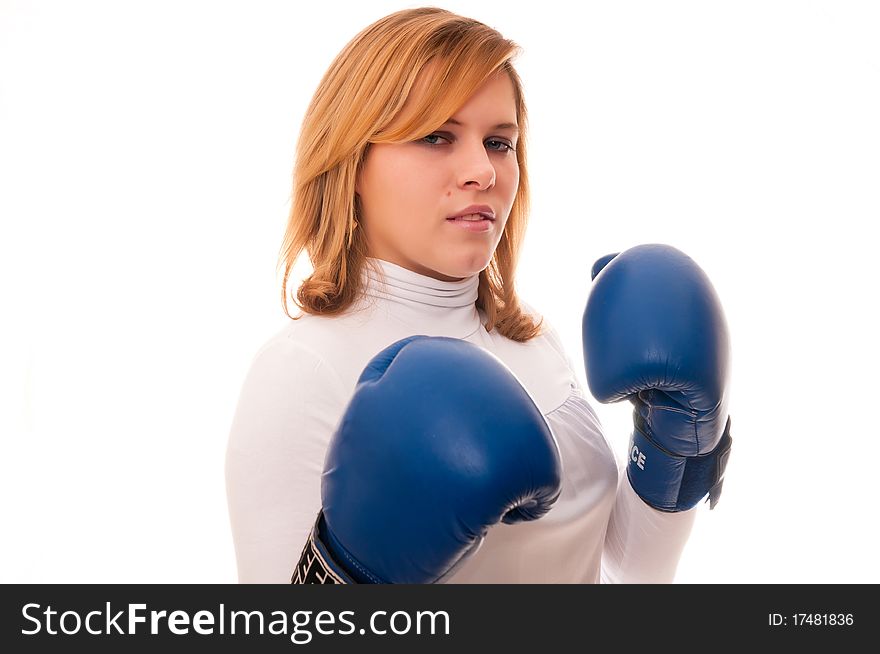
[225,336,347,583]
[600,471,697,583]
[536,310,698,583]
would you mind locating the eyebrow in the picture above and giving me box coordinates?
[443,118,519,132]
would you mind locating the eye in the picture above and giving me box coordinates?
[420,133,450,146]
[486,139,514,153]
[420,133,514,152]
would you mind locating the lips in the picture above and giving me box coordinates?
[449,214,490,221]
[447,204,495,221]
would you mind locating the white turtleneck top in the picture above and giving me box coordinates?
[225,258,697,584]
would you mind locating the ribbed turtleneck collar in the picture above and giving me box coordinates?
[356,257,483,338]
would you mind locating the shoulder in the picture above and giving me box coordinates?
[475,298,577,414]
[514,296,589,394]
[242,318,349,398]
[517,298,568,361]
[268,304,371,351]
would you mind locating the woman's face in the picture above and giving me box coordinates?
[355,71,520,281]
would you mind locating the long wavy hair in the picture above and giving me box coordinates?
[278,7,543,341]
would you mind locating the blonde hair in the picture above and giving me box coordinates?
[278,7,543,341]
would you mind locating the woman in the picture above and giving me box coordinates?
[225,7,701,584]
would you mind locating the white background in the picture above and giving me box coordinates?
[1,0,877,583]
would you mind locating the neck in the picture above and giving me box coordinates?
[354,257,483,338]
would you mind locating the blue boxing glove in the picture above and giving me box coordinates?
[582,244,733,512]
[292,335,562,584]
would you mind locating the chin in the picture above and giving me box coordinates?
[433,255,491,281]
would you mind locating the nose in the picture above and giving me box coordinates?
[456,141,496,190]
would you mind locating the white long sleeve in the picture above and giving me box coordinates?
[225,258,699,583]
[600,472,697,583]
[225,338,348,583]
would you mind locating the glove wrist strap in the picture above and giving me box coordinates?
[627,416,733,512]
[290,512,355,584]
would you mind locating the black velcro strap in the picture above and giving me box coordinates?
[290,513,353,584]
